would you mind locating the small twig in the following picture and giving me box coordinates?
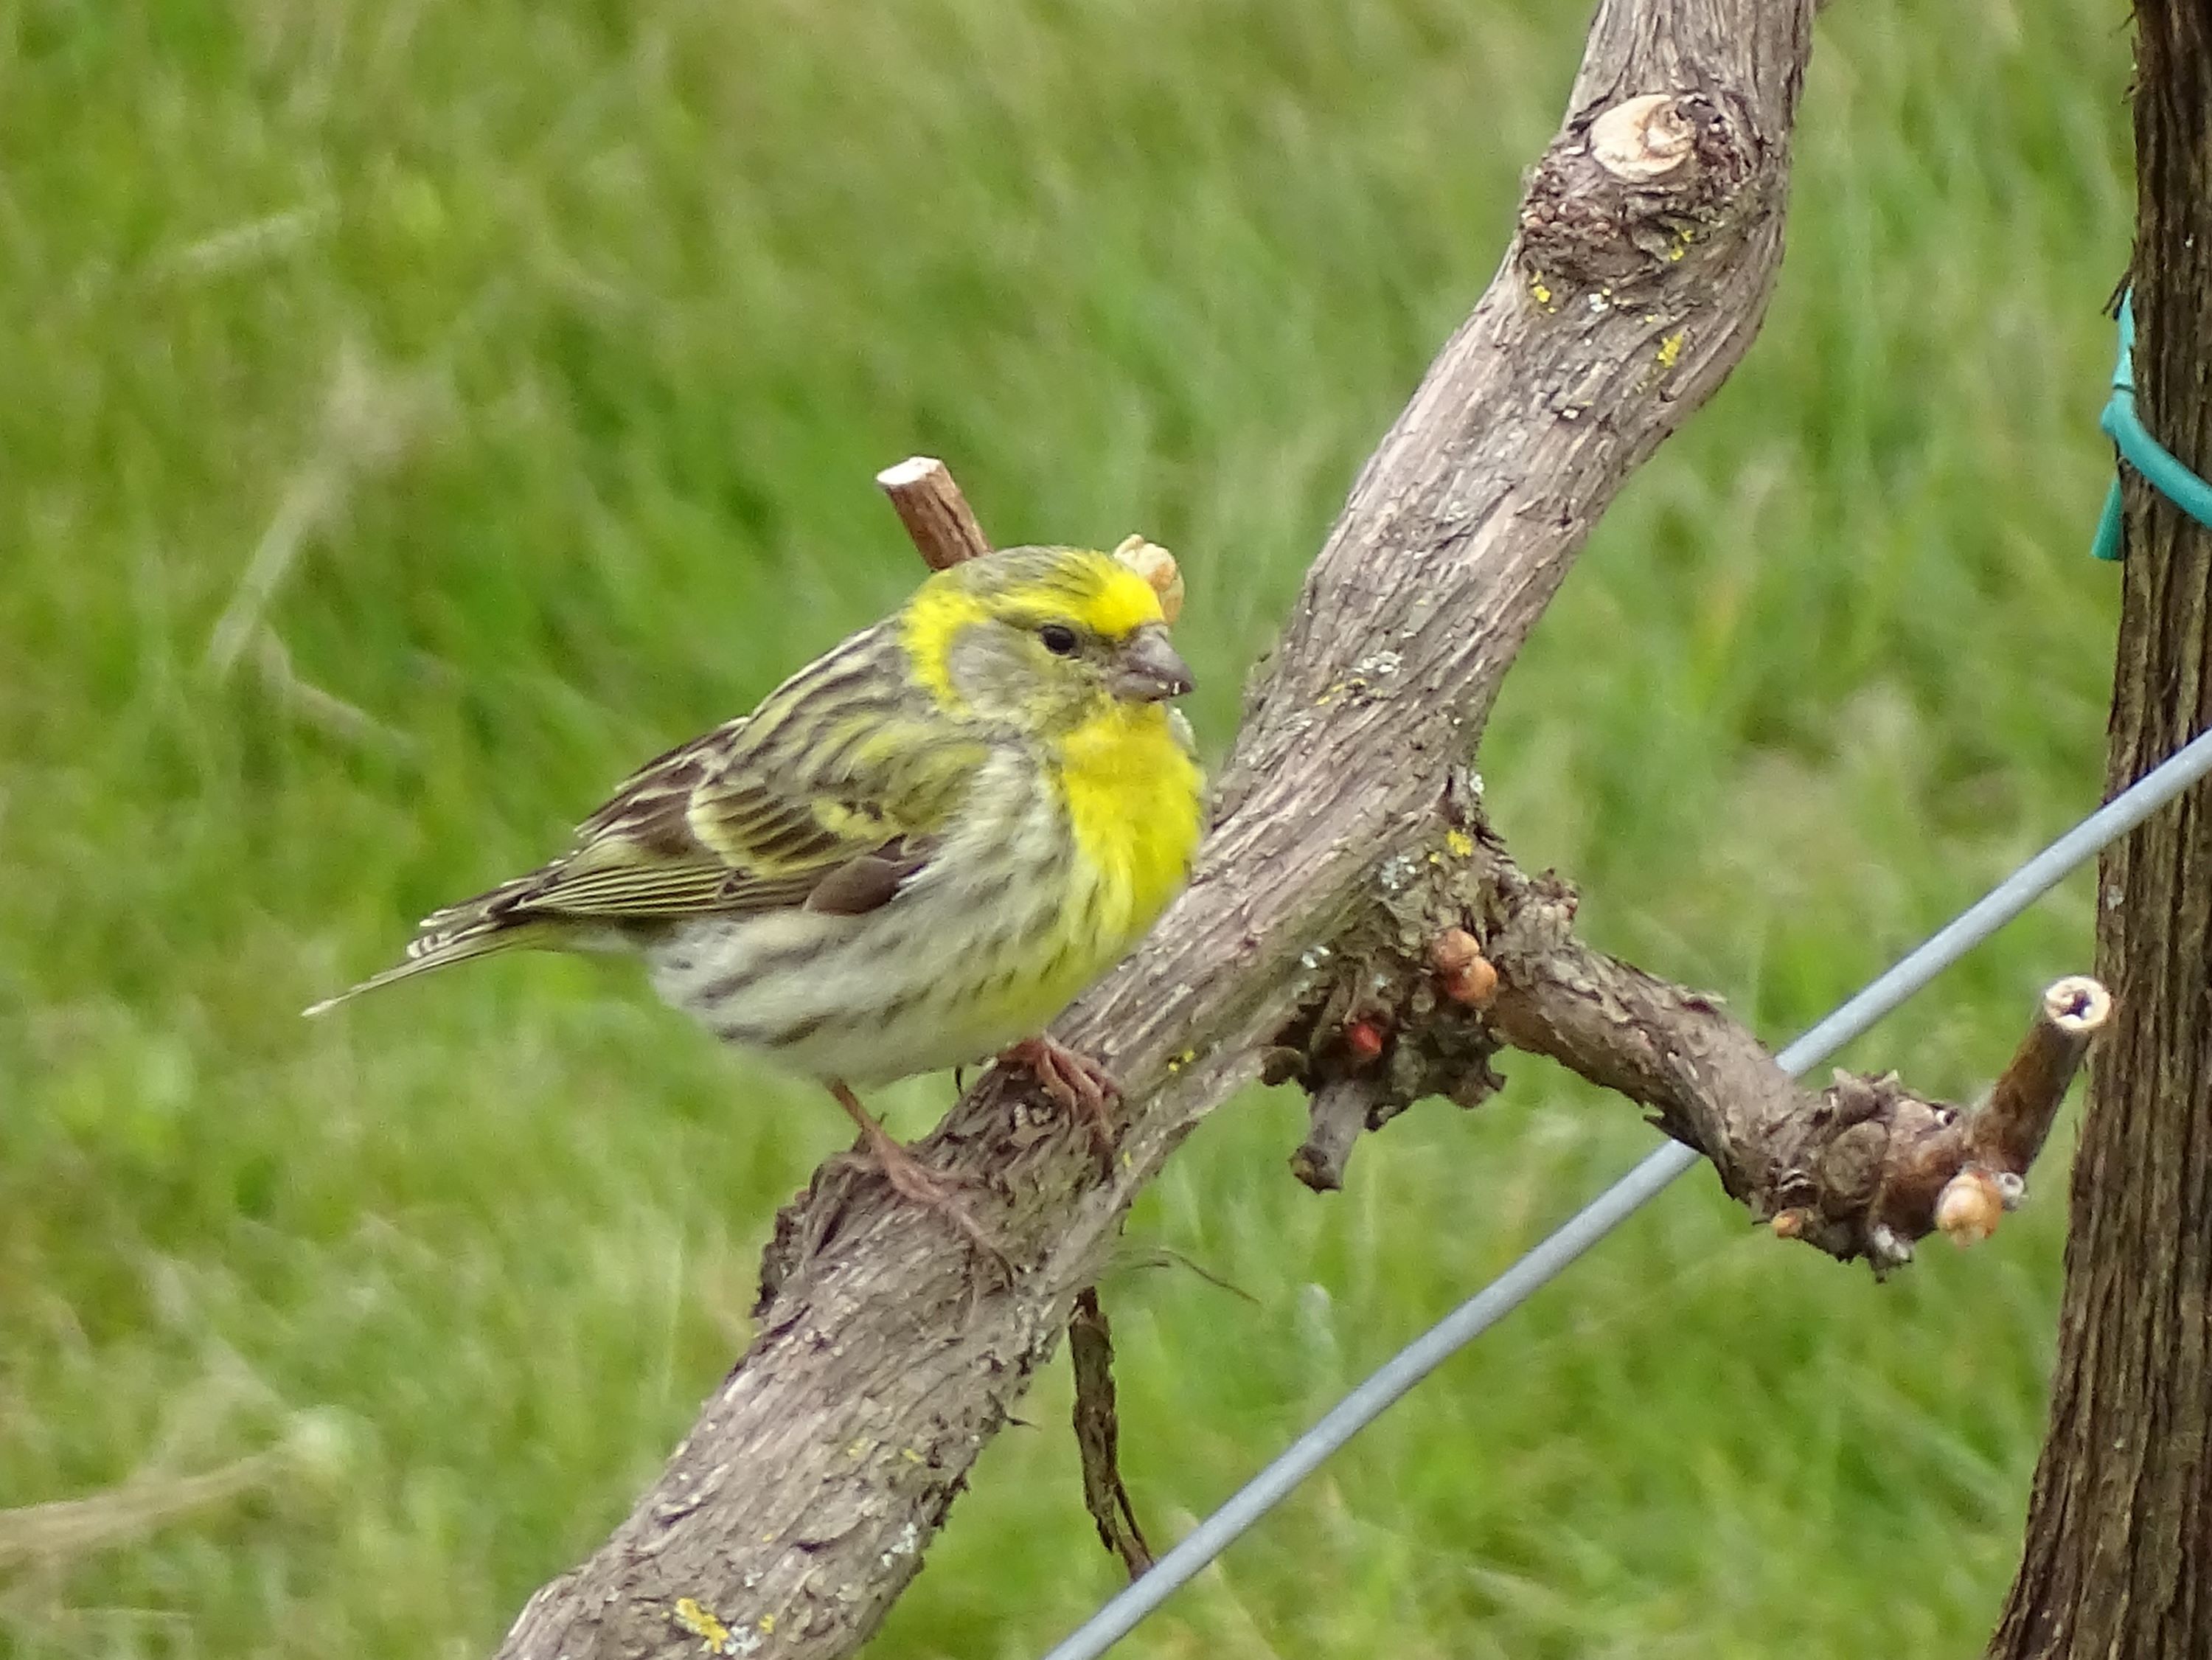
[1933,976,2111,1246]
[1096,1246,1259,1305]
[1972,975,2110,1170]
[1369,827,2107,1268]
[873,459,1192,625]
[875,456,992,569]
[1068,1288,1152,1582]
[1291,1076,1384,1192]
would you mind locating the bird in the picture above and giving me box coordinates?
[307,545,1205,1251]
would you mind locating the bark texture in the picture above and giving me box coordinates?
[1989,4,2212,1656]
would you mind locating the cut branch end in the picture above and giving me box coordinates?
[1292,1076,1384,1192]
[877,456,992,569]
[1971,974,2111,1175]
[1588,93,1697,180]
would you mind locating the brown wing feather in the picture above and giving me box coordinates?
[492,763,932,925]
[313,625,972,1015]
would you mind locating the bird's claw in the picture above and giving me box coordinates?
[1000,1036,1121,1152]
[827,1081,1012,1279]
[832,1145,1011,1281]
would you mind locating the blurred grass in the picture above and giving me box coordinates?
[0,0,2133,1656]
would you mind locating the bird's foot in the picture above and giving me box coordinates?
[999,1035,1121,1152]
[827,1083,1011,1277]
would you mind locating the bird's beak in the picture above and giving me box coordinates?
[1108,624,1195,702]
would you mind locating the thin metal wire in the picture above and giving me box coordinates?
[1040,725,2212,1660]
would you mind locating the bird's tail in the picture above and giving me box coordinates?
[304,880,557,1017]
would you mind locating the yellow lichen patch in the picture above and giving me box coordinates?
[1655,330,1686,371]
[1444,829,1475,858]
[674,1597,739,1655]
[1528,273,1557,310]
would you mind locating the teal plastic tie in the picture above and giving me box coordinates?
[2092,292,2212,560]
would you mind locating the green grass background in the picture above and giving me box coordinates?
[1,0,2137,1654]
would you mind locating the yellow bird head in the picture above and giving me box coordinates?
[900,546,1194,736]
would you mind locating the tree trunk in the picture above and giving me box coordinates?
[1989,4,2212,1656]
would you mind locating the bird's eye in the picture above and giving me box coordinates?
[1039,622,1080,656]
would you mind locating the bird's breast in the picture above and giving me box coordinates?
[1051,705,1204,957]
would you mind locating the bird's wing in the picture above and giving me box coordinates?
[308,644,988,1014]
[305,723,950,1014]
[470,664,992,929]
[488,733,929,923]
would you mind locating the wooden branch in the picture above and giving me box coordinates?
[875,455,992,568]
[1972,976,2108,1172]
[1470,831,2101,1265]
[492,1,1826,1653]
[1068,1289,1152,1581]
[1931,976,2109,1247]
[1251,814,2098,1264]
[1290,1075,1388,1193]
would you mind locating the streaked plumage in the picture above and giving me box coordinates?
[311,548,1204,1184]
